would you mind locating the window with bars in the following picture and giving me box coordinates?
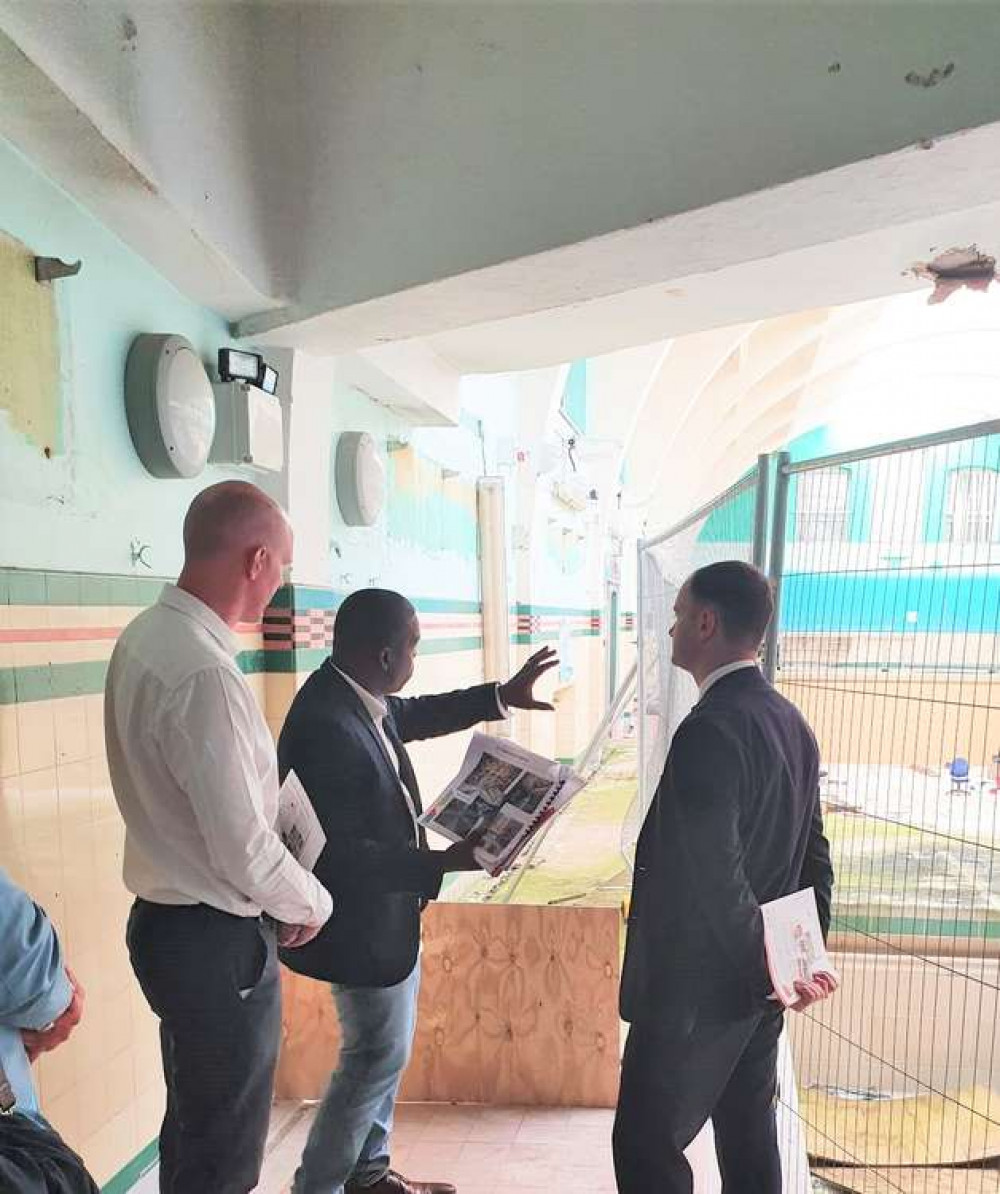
[944,467,1000,544]
[795,467,850,543]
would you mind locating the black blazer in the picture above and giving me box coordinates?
[277,661,504,987]
[621,666,833,1023]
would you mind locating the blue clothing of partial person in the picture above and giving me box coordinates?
[0,867,72,1120]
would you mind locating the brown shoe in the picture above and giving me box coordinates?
[345,1171,456,1194]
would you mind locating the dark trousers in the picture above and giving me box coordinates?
[613,1005,784,1194]
[0,1112,100,1194]
[126,900,281,1194]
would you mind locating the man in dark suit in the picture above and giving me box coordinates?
[278,588,557,1194]
[614,561,836,1194]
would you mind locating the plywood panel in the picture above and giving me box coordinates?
[277,903,621,1108]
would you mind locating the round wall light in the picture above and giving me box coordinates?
[125,334,216,478]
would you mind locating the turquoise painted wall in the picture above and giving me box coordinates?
[560,360,588,433]
[325,378,515,605]
[0,136,254,578]
[922,434,1000,543]
[780,423,1000,636]
[783,570,1000,636]
[785,426,1000,550]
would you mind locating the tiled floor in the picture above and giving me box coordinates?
[359,1103,619,1193]
[133,1101,621,1193]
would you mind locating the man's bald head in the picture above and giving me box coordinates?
[183,481,288,562]
[177,482,292,626]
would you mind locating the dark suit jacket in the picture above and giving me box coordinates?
[277,661,504,988]
[621,666,833,1023]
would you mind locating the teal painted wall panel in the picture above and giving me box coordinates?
[0,136,250,578]
[782,569,1000,634]
[560,360,588,433]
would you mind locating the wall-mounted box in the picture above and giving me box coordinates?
[210,381,283,472]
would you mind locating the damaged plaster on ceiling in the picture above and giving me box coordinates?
[911,245,998,305]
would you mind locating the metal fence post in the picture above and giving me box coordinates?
[635,535,646,817]
[763,452,790,683]
[752,453,770,571]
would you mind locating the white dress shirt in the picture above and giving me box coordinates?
[105,584,332,927]
[333,666,510,840]
[698,659,759,698]
[334,666,420,837]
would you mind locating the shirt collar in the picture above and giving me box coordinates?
[333,665,389,723]
[698,659,758,698]
[158,584,241,657]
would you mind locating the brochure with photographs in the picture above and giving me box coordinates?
[760,887,838,1008]
[419,732,585,876]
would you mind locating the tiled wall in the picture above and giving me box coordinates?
[0,569,608,1189]
[0,567,267,1190]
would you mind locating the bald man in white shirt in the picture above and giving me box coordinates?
[105,482,333,1194]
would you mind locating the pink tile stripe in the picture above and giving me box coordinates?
[0,622,264,643]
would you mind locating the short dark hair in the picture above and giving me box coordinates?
[332,588,415,654]
[688,561,773,647]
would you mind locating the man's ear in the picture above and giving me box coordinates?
[247,545,266,580]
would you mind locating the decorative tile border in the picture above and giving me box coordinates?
[0,569,606,699]
[512,603,602,646]
[0,572,493,700]
[263,587,485,665]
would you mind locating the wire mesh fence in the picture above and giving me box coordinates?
[771,420,1000,1193]
[635,463,766,837]
[633,421,1000,1190]
[636,463,817,1190]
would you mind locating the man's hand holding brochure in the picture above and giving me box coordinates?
[420,732,585,876]
[275,770,329,947]
[761,887,839,1011]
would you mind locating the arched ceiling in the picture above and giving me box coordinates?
[605,287,1000,533]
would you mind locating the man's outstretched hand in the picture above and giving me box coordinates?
[498,647,559,712]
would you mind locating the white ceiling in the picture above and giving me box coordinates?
[2,0,1000,366]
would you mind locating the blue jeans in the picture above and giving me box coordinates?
[292,961,421,1194]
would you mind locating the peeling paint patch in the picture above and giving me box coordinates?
[905,62,955,88]
[0,234,62,452]
[911,245,997,305]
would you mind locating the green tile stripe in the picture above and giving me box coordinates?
[1,571,486,618]
[269,585,482,616]
[264,636,485,675]
[2,638,488,702]
[1,661,109,705]
[1,570,602,622]
[834,914,1000,939]
[101,1138,158,1194]
[1,567,169,607]
[267,585,335,611]
[1,655,270,705]
[421,635,483,656]
[514,603,601,617]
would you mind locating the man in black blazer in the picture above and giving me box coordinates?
[614,561,836,1194]
[278,588,557,1194]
